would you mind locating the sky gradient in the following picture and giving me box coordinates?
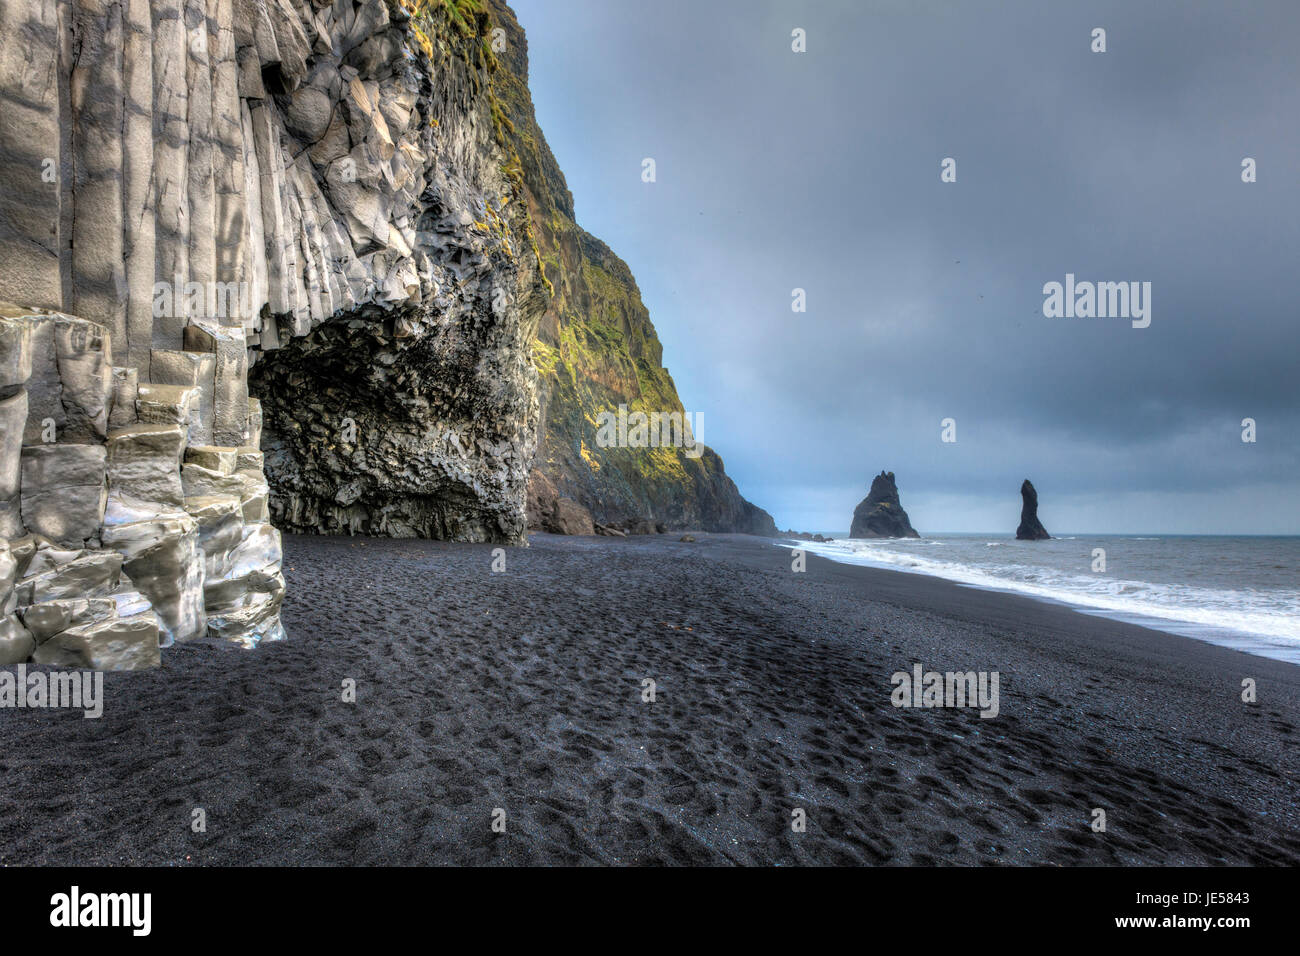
[511,0,1299,534]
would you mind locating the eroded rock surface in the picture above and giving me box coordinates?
[525,469,594,535]
[850,471,920,539]
[485,0,775,536]
[243,0,546,543]
[1016,479,1051,540]
[0,305,280,664]
[0,0,774,666]
[0,1,560,665]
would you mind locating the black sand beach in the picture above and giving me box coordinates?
[1,532,1297,866]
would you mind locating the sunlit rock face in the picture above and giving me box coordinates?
[483,0,776,536]
[0,304,279,664]
[242,1,546,542]
[0,1,549,666]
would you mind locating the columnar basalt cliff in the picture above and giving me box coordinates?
[0,0,774,667]
[850,471,920,539]
[0,0,548,667]
[245,0,547,542]
[484,0,776,536]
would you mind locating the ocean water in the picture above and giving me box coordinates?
[782,534,1300,664]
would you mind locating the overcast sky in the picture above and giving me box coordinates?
[511,0,1300,534]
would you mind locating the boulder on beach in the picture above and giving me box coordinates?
[850,471,920,538]
[551,498,596,536]
[1016,479,1051,540]
[527,471,597,535]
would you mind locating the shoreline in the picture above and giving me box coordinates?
[0,531,1296,865]
[773,534,1300,665]
[758,534,1300,674]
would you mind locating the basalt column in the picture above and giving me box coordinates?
[0,1,547,667]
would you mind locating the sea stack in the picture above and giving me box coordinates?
[850,472,920,538]
[1016,480,1051,540]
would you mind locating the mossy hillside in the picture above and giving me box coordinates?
[397,0,495,76]
[477,1,773,531]
[523,254,742,524]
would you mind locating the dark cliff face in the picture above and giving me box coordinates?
[483,0,776,536]
[1016,479,1051,540]
[0,0,774,551]
[850,471,920,538]
[246,1,547,543]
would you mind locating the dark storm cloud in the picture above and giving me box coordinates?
[511,0,1300,532]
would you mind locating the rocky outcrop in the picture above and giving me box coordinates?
[0,0,553,665]
[484,0,776,537]
[0,305,284,665]
[0,0,774,666]
[850,471,920,539]
[246,1,547,542]
[0,0,544,549]
[1016,479,1051,540]
[548,498,594,536]
[525,468,593,535]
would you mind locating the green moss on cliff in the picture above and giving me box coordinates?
[474,0,773,532]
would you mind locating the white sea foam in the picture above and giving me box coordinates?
[783,535,1300,664]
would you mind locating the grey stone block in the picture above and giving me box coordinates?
[104,424,187,525]
[15,547,123,605]
[0,310,33,388]
[21,314,65,444]
[246,396,263,447]
[53,315,112,442]
[108,366,139,429]
[183,320,249,446]
[19,596,117,644]
[0,389,26,537]
[184,445,238,475]
[0,614,34,665]
[184,494,243,580]
[31,614,160,670]
[100,515,205,645]
[19,444,107,546]
[149,349,216,445]
[135,383,202,445]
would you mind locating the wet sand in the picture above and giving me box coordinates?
[1,531,1297,865]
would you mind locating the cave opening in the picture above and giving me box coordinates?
[248,305,532,544]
